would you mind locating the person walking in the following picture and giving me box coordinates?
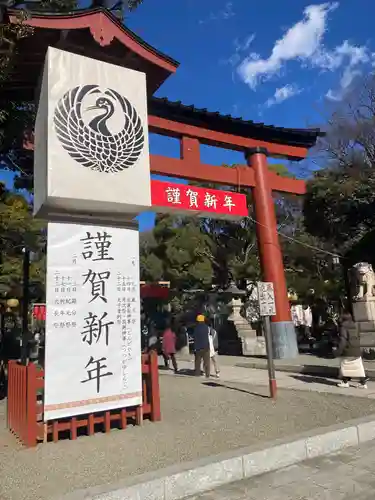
[334,311,368,389]
[193,314,210,378]
[208,321,220,378]
[161,320,178,374]
[147,319,158,353]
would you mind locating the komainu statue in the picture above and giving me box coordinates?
[350,262,375,301]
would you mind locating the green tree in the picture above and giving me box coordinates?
[0,1,144,189]
[198,162,299,288]
[268,162,296,178]
[140,215,213,290]
[304,75,375,251]
[91,0,143,11]
[280,217,344,301]
[140,231,163,282]
[199,162,342,300]
[303,161,375,251]
[0,183,45,300]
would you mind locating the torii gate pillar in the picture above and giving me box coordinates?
[246,147,298,359]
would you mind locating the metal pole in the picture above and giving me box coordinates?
[21,248,30,365]
[263,315,277,399]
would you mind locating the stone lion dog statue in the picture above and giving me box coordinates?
[351,262,375,301]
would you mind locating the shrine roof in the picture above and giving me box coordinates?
[3,7,179,100]
[149,97,324,150]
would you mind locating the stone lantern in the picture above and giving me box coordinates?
[225,281,266,356]
[225,281,246,322]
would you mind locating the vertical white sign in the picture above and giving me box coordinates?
[34,47,151,218]
[257,282,277,317]
[44,222,142,421]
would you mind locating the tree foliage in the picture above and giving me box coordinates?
[0,183,45,299]
[281,217,343,300]
[0,1,143,188]
[304,75,375,253]
[140,215,214,289]
[304,162,375,250]
[91,0,143,11]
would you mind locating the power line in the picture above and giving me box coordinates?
[246,216,342,259]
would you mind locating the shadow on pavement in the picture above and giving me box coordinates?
[291,374,338,386]
[202,381,269,399]
[174,368,197,377]
[236,362,339,379]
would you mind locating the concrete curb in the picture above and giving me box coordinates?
[58,414,375,500]
[236,361,375,380]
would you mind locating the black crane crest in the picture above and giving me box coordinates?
[53,85,145,174]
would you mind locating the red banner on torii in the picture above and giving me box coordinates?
[151,180,248,220]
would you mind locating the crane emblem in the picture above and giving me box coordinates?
[53,85,145,174]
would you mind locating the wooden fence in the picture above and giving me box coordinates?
[7,351,160,447]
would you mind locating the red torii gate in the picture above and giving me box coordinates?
[6,7,322,358]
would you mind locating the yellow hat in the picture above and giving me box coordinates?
[196,314,205,322]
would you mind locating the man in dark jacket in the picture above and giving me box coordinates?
[335,312,368,388]
[193,315,210,378]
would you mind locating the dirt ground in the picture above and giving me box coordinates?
[2,373,375,500]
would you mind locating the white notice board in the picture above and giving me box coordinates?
[44,222,142,421]
[257,281,276,317]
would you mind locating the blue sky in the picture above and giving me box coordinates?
[129,0,375,126]
[2,1,375,230]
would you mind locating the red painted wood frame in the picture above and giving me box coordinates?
[149,135,306,195]
[22,135,304,195]
[7,352,161,447]
[148,131,306,329]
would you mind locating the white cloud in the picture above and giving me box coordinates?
[235,2,375,104]
[237,2,338,89]
[313,40,369,70]
[326,68,362,100]
[199,2,235,24]
[265,84,302,108]
[234,34,256,53]
[324,41,372,99]
[221,34,256,67]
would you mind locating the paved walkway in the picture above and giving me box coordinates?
[218,353,375,370]
[4,374,375,499]
[219,353,375,379]
[185,441,375,499]
[170,357,375,398]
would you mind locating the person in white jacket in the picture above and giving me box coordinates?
[208,322,220,378]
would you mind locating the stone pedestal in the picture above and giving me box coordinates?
[353,300,375,323]
[353,299,375,347]
[241,334,266,356]
[228,298,266,356]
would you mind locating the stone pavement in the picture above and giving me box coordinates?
[3,375,375,499]
[171,357,375,398]
[219,353,375,380]
[184,441,375,500]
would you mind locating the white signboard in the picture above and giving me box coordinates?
[34,47,151,218]
[257,282,276,317]
[44,222,142,421]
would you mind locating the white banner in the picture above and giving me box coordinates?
[44,222,142,421]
